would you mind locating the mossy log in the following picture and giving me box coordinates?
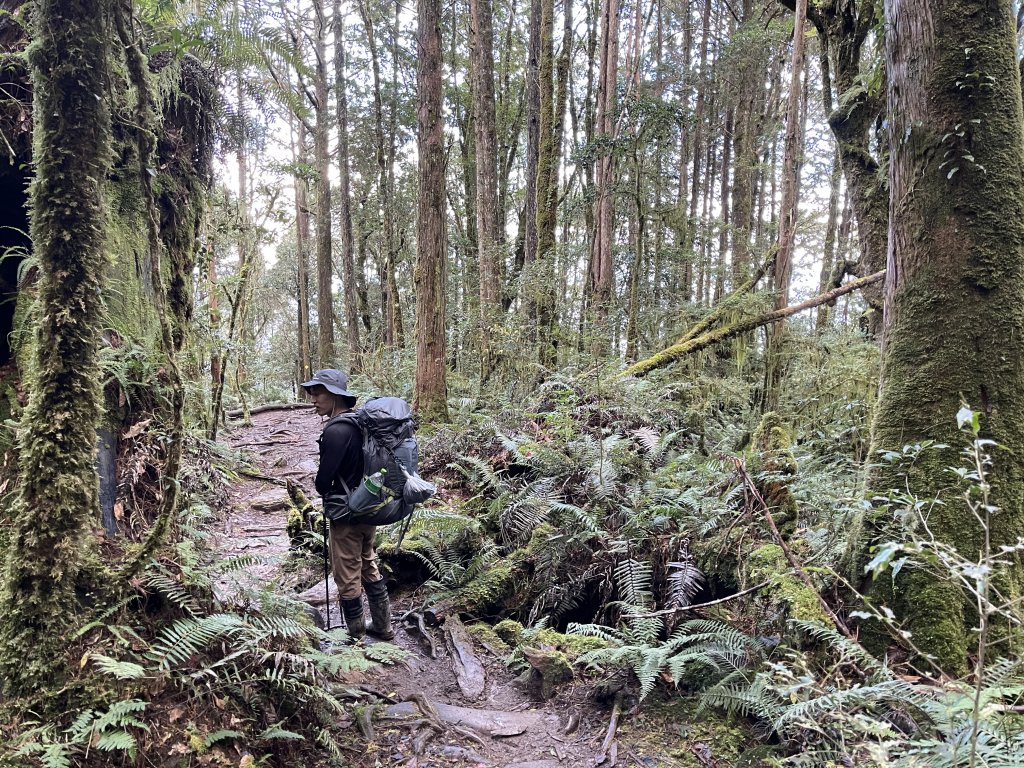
[621,270,885,379]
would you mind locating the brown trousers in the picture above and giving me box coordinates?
[329,521,381,599]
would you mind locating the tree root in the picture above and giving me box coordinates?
[402,610,438,658]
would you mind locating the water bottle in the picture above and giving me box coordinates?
[363,469,387,495]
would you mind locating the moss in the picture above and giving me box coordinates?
[619,695,757,766]
[0,0,114,699]
[750,412,798,537]
[530,627,608,659]
[747,543,830,626]
[493,619,524,646]
[466,622,513,655]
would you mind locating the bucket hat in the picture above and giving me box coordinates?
[300,369,357,398]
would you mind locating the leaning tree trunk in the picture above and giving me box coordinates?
[414,0,449,423]
[0,0,112,697]
[865,0,1024,674]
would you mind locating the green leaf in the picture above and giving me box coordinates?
[864,542,901,575]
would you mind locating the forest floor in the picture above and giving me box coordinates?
[211,409,748,768]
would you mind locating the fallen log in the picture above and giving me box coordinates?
[226,402,315,418]
[621,270,886,379]
[444,616,486,700]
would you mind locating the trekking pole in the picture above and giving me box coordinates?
[322,512,331,631]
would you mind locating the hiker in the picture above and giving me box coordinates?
[301,369,395,641]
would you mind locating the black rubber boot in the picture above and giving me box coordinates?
[340,596,366,641]
[363,579,395,640]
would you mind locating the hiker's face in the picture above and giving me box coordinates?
[307,385,336,416]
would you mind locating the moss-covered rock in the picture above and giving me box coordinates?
[747,543,830,626]
[750,411,798,538]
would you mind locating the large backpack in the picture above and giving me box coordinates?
[322,396,436,525]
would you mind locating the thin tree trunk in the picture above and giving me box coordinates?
[588,0,619,355]
[765,0,807,410]
[313,0,334,365]
[469,0,501,380]
[291,113,312,381]
[334,1,362,372]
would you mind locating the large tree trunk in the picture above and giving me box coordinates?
[469,0,501,380]
[866,0,1024,674]
[414,0,449,422]
[0,0,112,696]
[334,2,362,373]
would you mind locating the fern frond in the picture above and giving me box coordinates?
[147,614,246,669]
[91,654,148,680]
[614,558,654,610]
[258,723,304,741]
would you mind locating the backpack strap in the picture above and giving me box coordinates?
[321,411,362,496]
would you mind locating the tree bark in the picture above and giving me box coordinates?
[414,0,449,422]
[0,0,112,697]
[588,0,619,355]
[334,1,362,373]
[291,112,312,382]
[765,0,807,411]
[469,0,501,380]
[313,0,335,365]
[865,0,1024,674]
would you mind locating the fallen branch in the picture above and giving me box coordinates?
[226,402,315,418]
[622,270,885,379]
[238,468,287,486]
[402,610,438,658]
[629,580,769,618]
[676,248,777,345]
[597,692,622,765]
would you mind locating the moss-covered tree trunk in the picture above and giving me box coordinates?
[0,0,112,696]
[867,0,1024,673]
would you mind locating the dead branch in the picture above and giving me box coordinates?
[238,468,287,486]
[402,610,438,658]
[630,580,769,618]
[622,270,885,379]
[597,692,623,764]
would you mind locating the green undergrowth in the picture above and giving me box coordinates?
[0,439,405,768]
[373,343,1024,765]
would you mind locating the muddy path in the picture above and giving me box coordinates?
[212,409,707,768]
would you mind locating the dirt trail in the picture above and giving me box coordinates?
[212,409,694,768]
